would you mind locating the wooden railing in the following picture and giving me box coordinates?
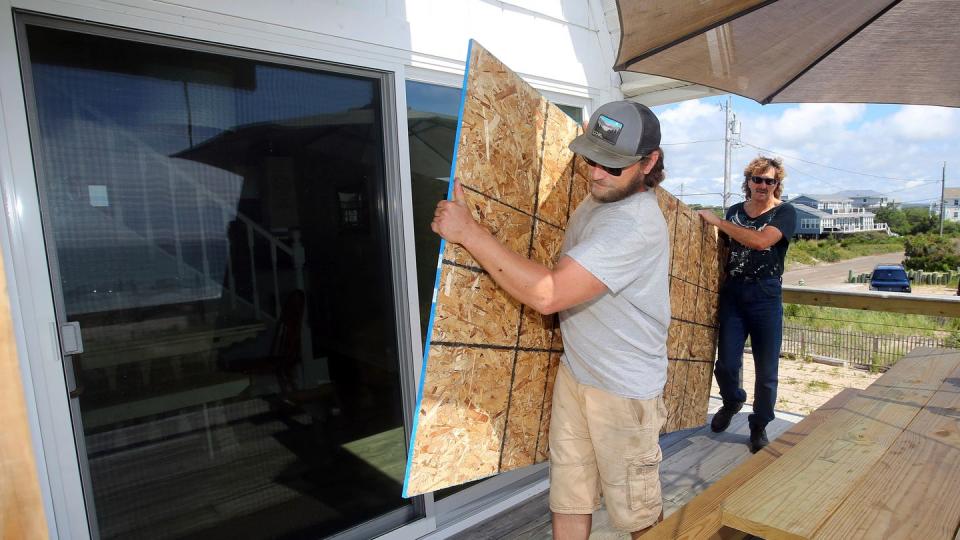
[779,286,960,370]
[782,285,960,317]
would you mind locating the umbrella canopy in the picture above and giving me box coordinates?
[614,0,960,107]
[171,108,383,171]
[172,109,457,181]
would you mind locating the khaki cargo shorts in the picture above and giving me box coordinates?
[548,363,667,532]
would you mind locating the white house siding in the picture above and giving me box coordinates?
[933,188,960,222]
[0,2,632,539]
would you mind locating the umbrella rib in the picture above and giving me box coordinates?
[613,0,780,71]
[763,0,903,104]
[408,120,455,163]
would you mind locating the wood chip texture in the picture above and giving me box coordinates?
[403,41,722,497]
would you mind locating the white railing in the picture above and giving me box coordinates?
[142,146,306,321]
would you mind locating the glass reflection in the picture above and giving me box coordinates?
[405,81,459,345]
[27,25,411,539]
[556,104,583,124]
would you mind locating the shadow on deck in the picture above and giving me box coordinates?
[451,397,804,539]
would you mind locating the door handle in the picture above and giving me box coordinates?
[57,322,84,399]
[59,321,84,355]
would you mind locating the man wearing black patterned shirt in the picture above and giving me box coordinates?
[697,156,797,453]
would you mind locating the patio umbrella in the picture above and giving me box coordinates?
[172,109,457,181]
[614,0,960,107]
[170,108,382,170]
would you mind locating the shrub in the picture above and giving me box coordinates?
[903,234,960,272]
[946,331,960,349]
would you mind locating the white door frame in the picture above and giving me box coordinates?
[0,3,428,538]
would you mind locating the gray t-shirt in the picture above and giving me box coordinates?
[559,189,670,399]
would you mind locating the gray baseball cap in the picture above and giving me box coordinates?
[569,101,661,168]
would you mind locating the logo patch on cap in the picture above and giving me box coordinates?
[592,115,623,145]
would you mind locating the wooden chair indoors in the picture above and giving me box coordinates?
[220,289,306,397]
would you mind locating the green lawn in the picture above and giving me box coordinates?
[784,304,957,338]
[787,235,904,266]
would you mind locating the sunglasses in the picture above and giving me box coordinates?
[749,175,779,186]
[583,157,624,176]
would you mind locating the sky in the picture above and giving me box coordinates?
[651,96,960,208]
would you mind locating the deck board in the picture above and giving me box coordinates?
[721,348,960,540]
[450,398,801,539]
[813,357,960,539]
[641,389,861,540]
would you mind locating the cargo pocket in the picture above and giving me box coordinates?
[657,396,668,432]
[627,447,662,511]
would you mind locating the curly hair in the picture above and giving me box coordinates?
[642,147,665,189]
[741,155,786,200]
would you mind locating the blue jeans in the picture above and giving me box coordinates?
[715,277,783,429]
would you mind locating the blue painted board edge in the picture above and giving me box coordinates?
[402,39,474,499]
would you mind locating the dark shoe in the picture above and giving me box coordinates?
[749,425,769,453]
[710,401,743,433]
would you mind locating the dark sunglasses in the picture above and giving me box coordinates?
[583,157,624,176]
[749,175,779,186]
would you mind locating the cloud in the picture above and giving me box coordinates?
[888,106,959,140]
[761,103,865,143]
[653,97,959,207]
[659,99,719,126]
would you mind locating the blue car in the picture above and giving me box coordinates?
[869,264,911,293]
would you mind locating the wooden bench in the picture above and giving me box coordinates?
[640,388,860,540]
[644,347,960,540]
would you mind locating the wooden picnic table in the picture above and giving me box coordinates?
[643,346,960,540]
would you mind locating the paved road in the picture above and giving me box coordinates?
[782,251,904,289]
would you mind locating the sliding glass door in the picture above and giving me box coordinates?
[19,18,416,539]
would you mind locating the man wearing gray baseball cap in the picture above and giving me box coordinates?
[433,100,670,539]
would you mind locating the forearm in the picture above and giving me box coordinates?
[715,219,772,250]
[460,224,559,313]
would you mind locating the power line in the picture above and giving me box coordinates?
[897,196,939,204]
[881,180,942,195]
[661,139,724,146]
[741,142,943,198]
[739,141,928,183]
[785,162,852,192]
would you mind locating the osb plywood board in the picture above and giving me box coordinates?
[0,253,48,537]
[660,189,727,432]
[403,41,723,497]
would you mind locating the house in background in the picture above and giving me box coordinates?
[832,189,891,209]
[931,187,960,222]
[793,194,858,213]
[792,194,889,238]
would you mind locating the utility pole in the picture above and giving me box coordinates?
[940,161,946,236]
[722,95,732,211]
[679,182,684,203]
[720,96,741,211]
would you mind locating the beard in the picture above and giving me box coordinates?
[592,169,646,203]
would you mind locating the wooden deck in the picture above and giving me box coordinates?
[718,348,960,539]
[453,347,960,539]
[451,397,804,539]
